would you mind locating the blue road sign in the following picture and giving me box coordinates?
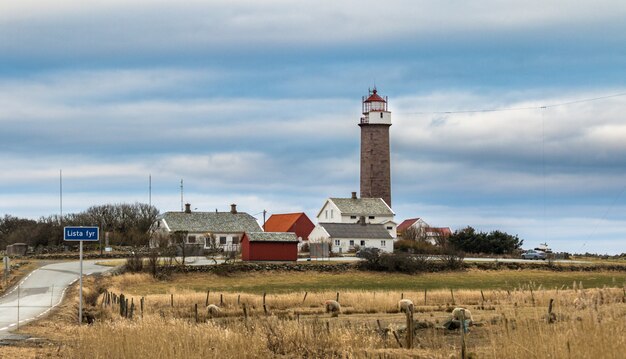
[64,226,100,241]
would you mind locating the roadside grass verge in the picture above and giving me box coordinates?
[0,259,38,296]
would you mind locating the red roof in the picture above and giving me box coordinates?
[397,218,420,233]
[264,213,303,232]
[364,89,386,103]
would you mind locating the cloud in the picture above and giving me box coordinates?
[2,0,626,60]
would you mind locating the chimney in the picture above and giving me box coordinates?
[359,216,366,225]
[351,191,357,199]
[230,204,237,214]
[184,203,191,213]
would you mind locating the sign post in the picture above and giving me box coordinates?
[64,226,99,324]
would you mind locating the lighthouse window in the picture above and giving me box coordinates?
[380,112,383,118]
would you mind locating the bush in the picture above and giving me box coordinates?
[125,253,144,272]
[394,239,440,254]
[448,227,523,255]
[359,249,463,273]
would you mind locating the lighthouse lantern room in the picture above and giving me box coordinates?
[361,88,391,125]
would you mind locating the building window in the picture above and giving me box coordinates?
[330,209,334,218]
[349,240,354,246]
[350,215,357,219]
[187,235,196,244]
[369,216,375,219]
[232,236,240,244]
[325,210,328,219]
[380,112,384,118]
[381,240,386,246]
[387,226,393,230]
[360,240,365,246]
[220,236,227,245]
[334,239,340,246]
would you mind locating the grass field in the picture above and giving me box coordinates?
[8,265,626,358]
[108,269,626,294]
[17,268,626,359]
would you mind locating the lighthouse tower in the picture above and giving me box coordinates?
[359,88,392,207]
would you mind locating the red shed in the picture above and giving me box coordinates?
[241,232,299,261]
[263,212,315,241]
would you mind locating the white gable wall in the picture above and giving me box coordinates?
[308,225,331,243]
[316,200,342,223]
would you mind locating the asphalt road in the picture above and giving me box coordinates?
[0,260,111,339]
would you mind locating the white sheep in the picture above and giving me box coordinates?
[324,300,341,317]
[398,299,414,314]
[207,304,222,317]
[451,307,473,323]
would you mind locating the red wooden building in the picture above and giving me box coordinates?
[241,232,299,261]
[263,212,315,241]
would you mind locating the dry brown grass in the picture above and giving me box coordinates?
[0,259,38,295]
[16,272,626,358]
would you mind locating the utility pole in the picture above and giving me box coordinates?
[59,169,63,224]
[180,179,184,212]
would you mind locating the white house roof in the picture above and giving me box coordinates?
[245,232,299,243]
[159,212,262,233]
[317,197,395,218]
[318,223,393,240]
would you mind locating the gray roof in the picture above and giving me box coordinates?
[245,232,299,243]
[319,223,393,240]
[329,198,394,216]
[160,212,262,233]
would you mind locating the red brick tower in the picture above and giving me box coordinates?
[359,88,392,207]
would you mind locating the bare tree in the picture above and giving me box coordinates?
[204,233,220,264]
[402,226,428,243]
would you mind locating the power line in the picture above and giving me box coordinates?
[399,91,626,115]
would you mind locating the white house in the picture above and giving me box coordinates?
[308,222,394,253]
[397,217,451,244]
[151,204,262,251]
[316,192,397,238]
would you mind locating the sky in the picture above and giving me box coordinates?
[1,1,625,254]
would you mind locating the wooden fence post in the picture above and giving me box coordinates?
[140,297,144,318]
[336,292,340,302]
[450,289,455,305]
[424,289,427,305]
[220,293,223,306]
[392,330,403,348]
[171,293,174,307]
[547,298,555,323]
[405,309,414,349]
[195,303,199,323]
[263,292,268,315]
[119,294,125,317]
[205,290,210,306]
[237,294,240,305]
[302,291,308,303]
[460,309,467,359]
